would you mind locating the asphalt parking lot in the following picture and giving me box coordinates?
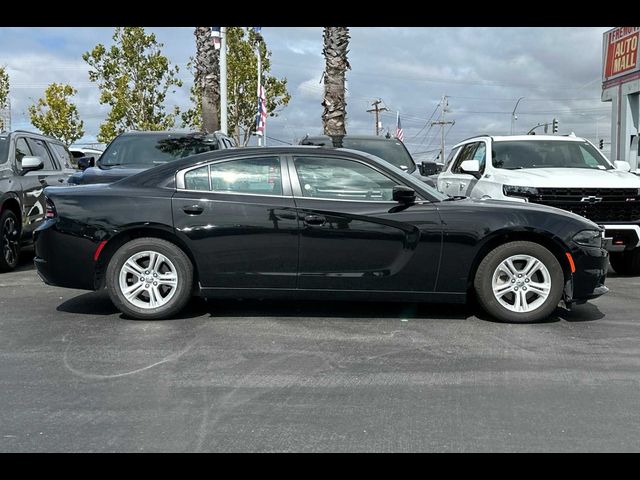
[1,251,639,452]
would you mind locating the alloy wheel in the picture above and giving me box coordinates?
[2,216,19,268]
[118,250,179,310]
[491,254,551,313]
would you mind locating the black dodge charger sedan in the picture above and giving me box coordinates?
[34,146,609,322]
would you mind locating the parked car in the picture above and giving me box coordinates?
[300,134,442,186]
[67,130,236,185]
[0,130,76,271]
[437,134,640,275]
[69,146,104,168]
[35,146,608,323]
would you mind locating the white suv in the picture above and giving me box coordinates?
[437,134,640,275]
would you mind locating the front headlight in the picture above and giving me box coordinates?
[572,230,604,248]
[503,185,539,199]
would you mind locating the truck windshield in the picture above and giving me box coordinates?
[99,133,220,168]
[492,140,613,170]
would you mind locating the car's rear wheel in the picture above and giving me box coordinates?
[609,249,640,276]
[106,237,194,320]
[0,210,20,272]
[474,241,564,323]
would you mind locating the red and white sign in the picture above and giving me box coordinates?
[603,27,639,83]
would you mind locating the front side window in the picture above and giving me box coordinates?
[452,143,479,173]
[183,157,282,196]
[15,138,32,165]
[26,138,57,170]
[294,156,397,201]
[445,146,461,170]
[472,142,487,173]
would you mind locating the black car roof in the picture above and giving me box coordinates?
[301,134,402,145]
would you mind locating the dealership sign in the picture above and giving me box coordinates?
[603,27,639,84]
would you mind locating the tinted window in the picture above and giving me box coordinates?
[100,133,220,167]
[452,143,478,173]
[445,146,460,170]
[492,140,613,170]
[50,143,74,168]
[184,165,209,191]
[26,138,57,170]
[15,137,32,165]
[185,157,282,195]
[472,142,487,172]
[0,137,9,164]
[70,150,85,158]
[339,139,416,172]
[294,156,396,201]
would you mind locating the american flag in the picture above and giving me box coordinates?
[256,85,267,136]
[211,27,221,50]
[395,112,404,141]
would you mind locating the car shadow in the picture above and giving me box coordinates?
[14,249,36,273]
[55,290,605,324]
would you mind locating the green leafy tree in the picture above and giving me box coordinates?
[322,27,351,144]
[28,83,84,146]
[184,27,291,145]
[0,66,9,131]
[83,27,182,143]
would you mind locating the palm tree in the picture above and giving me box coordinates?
[322,27,351,146]
[194,27,220,132]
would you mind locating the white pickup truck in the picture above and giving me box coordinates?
[437,134,640,275]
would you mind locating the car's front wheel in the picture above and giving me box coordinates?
[0,210,20,272]
[106,237,194,320]
[609,249,640,276]
[474,241,564,323]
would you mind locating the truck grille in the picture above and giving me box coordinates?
[529,188,640,223]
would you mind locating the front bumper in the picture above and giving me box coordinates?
[567,245,609,303]
[601,224,640,252]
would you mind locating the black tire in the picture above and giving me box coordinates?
[609,249,640,276]
[105,237,194,320]
[0,209,20,272]
[474,241,564,323]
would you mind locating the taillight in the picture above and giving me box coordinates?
[45,197,57,219]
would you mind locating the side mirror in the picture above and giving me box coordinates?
[76,156,95,171]
[614,160,631,172]
[460,159,481,178]
[392,185,416,204]
[419,161,442,176]
[20,156,44,173]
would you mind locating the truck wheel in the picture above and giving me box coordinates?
[609,249,640,276]
[0,210,20,272]
[474,241,564,323]
[106,237,194,320]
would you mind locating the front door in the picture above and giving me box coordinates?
[172,154,299,289]
[288,154,442,293]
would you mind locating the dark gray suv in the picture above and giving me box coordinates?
[0,130,76,271]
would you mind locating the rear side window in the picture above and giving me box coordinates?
[183,157,283,196]
[26,138,58,170]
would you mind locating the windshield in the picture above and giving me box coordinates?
[0,136,8,164]
[353,150,448,201]
[492,140,613,170]
[99,133,220,168]
[340,139,416,173]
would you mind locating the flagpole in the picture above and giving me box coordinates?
[220,27,228,135]
[257,44,262,147]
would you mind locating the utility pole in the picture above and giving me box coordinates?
[367,99,388,136]
[220,27,228,135]
[430,95,455,162]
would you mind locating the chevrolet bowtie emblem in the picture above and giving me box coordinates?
[580,196,603,203]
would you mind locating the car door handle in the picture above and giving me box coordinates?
[57,178,65,183]
[39,179,46,185]
[445,181,452,187]
[182,204,204,215]
[460,182,466,189]
[304,214,326,226]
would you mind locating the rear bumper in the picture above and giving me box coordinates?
[33,220,97,291]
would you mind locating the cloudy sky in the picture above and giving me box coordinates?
[0,27,613,160]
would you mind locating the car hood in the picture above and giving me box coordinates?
[68,166,148,185]
[491,168,640,188]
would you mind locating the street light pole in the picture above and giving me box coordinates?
[511,97,525,134]
[220,27,228,135]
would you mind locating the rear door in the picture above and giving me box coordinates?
[289,153,442,293]
[172,154,299,289]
